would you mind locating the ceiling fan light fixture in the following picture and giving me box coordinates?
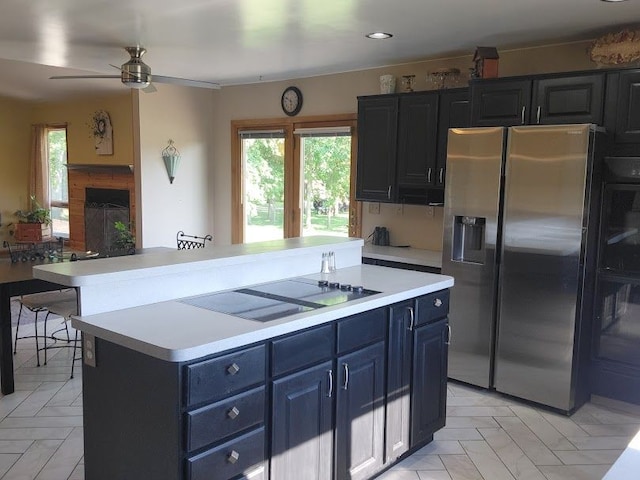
[366,32,393,40]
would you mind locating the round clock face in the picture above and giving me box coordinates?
[281,86,303,116]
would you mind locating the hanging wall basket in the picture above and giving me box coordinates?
[162,139,181,184]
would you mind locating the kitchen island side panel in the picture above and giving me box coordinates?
[82,337,182,480]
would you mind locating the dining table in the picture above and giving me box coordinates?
[0,257,66,395]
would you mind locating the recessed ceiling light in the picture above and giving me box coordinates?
[366,32,393,40]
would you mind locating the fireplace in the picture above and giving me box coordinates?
[66,164,135,251]
[84,188,130,253]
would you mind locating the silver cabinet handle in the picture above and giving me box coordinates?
[227,406,240,419]
[439,168,444,184]
[227,363,240,375]
[446,325,452,345]
[536,106,541,124]
[427,167,432,184]
[227,450,240,464]
[408,306,415,331]
[343,364,349,390]
[521,106,526,124]
[327,370,333,398]
[434,298,443,308]
[387,185,392,199]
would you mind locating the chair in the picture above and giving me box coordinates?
[43,298,81,379]
[177,231,212,250]
[14,289,79,377]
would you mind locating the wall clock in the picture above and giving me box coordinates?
[281,86,303,116]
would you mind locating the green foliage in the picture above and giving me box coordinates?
[48,129,68,203]
[112,221,135,250]
[14,196,51,224]
[244,135,351,233]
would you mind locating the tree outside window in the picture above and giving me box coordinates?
[48,128,69,238]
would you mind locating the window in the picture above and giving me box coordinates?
[47,128,69,238]
[232,115,360,244]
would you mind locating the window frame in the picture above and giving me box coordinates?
[231,114,360,244]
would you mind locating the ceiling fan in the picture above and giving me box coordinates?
[50,46,220,91]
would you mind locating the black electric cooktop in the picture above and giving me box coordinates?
[181,277,379,322]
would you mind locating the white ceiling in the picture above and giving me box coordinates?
[1,0,639,101]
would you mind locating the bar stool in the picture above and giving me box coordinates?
[43,299,81,379]
[14,289,77,365]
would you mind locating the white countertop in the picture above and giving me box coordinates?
[71,264,453,362]
[33,236,361,287]
[362,245,443,269]
[34,236,365,316]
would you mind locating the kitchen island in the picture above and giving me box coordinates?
[33,237,453,480]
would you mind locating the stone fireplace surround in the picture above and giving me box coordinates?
[67,164,135,251]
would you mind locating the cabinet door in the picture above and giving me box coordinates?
[396,93,439,187]
[411,319,448,447]
[336,342,386,480]
[386,301,413,463]
[271,362,334,480]
[607,70,640,144]
[470,79,531,126]
[532,74,604,125]
[356,97,398,202]
[436,89,470,187]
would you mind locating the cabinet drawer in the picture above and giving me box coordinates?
[185,345,266,407]
[272,324,334,376]
[415,290,449,326]
[186,386,265,452]
[337,308,386,354]
[186,427,265,480]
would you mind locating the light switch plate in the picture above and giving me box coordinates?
[368,202,380,214]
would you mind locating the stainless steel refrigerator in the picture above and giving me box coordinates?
[442,124,602,412]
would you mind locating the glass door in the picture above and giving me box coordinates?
[241,131,286,243]
[296,128,353,238]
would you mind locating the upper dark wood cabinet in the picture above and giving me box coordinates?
[470,73,604,127]
[356,96,398,202]
[357,88,468,204]
[470,79,531,126]
[605,69,640,146]
[396,93,439,187]
[533,74,604,125]
[436,89,470,187]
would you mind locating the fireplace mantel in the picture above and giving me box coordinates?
[67,164,134,174]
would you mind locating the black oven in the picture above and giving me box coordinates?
[591,157,640,404]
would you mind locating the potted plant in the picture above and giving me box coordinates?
[110,221,136,256]
[13,197,52,242]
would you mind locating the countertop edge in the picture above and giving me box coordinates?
[72,270,453,362]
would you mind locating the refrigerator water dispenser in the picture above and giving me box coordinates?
[451,216,486,264]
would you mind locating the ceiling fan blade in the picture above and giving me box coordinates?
[50,75,120,80]
[152,75,220,89]
[142,83,157,94]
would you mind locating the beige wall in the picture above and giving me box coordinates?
[136,84,214,248]
[0,96,33,245]
[31,92,135,166]
[211,40,597,247]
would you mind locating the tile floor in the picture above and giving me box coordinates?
[2,320,639,480]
